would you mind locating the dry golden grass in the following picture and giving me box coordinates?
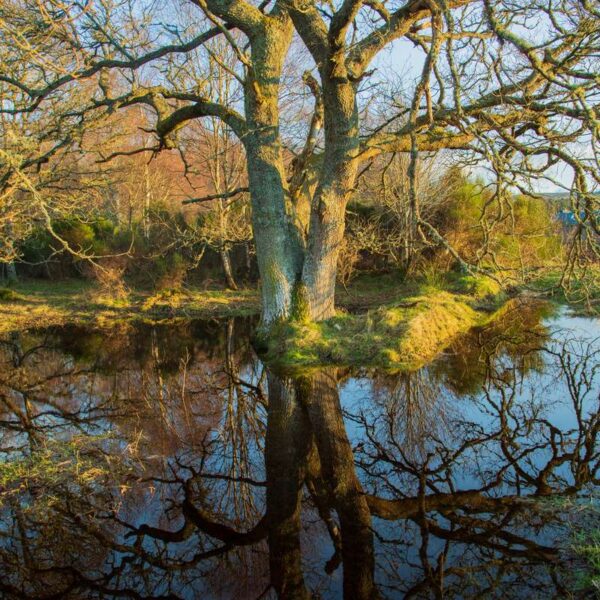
[0,280,260,335]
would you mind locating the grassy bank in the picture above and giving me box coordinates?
[527,267,600,315]
[0,280,260,335]
[0,272,500,335]
[0,272,574,370]
[262,275,507,370]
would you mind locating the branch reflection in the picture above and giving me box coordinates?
[0,304,598,598]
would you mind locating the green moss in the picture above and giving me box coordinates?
[0,287,25,302]
[450,273,503,300]
[263,278,508,370]
[290,281,311,323]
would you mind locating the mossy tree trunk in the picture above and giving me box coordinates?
[242,9,360,328]
[241,14,306,329]
[298,49,359,321]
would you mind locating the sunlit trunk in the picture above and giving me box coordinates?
[243,22,361,327]
[246,140,304,327]
[300,190,346,320]
[244,19,304,329]
[220,246,237,290]
[300,66,359,321]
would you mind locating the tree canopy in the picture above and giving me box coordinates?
[1,0,599,324]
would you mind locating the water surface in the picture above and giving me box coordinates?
[0,301,598,598]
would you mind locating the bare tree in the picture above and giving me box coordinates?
[181,38,252,289]
[1,0,598,329]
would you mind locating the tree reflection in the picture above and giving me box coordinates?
[0,307,598,598]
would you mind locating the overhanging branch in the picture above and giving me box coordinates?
[183,187,249,204]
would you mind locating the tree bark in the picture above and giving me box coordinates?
[243,16,305,329]
[220,246,238,290]
[300,70,359,320]
[6,261,17,283]
[4,222,18,283]
[243,241,252,279]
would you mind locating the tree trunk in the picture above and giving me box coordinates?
[220,246,238,290]
[300,188,346,320]
[242,18,361,328]
[300,61,359,320]
[6,260,17,283]
[243,241,252,279]
[143,162,151,239]
[246,141,304,326]
[4,222,18,283]
[243,17,304,329]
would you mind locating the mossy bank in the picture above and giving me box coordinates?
[0,275,549,371]
[260,275,509,370]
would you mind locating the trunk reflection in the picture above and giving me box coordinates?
[0,305,598,598]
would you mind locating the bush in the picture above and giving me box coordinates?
[441,179,562,271]
[89,261,129,301]
[154,252,189,291]
[0,288,25,302]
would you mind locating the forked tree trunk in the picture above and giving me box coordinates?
[243,17,360,329]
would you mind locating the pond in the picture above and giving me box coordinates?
[0,300,599,599]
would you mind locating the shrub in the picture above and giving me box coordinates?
[154,252,189,291]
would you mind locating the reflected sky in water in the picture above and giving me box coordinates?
[0,301,598,599]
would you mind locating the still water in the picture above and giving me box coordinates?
[0,300,598,599]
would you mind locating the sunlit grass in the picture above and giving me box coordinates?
[0,279,261,334]
[264,274,508,369]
